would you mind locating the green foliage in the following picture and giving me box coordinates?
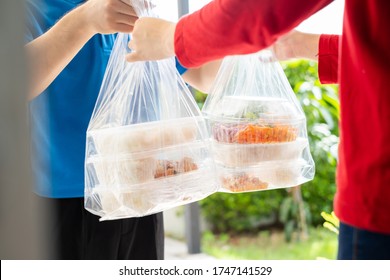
[283,60,339,225]
[201,227,338,260]
[199,190,285,234]
[196,59,339,233]
[193,89,208,109]
[279,194,311,242]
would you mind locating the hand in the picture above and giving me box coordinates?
[126,17,176,62]
[271,30,320,61]
[25,0,138,98]
[82,0,138,34]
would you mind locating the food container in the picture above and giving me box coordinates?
[212,137,308,167]
[202,96,311,192]
[87,140,209,185]
[87,116,203,156]
[207,96,305,140]
[217,159,310,193]
[85,141,217,218]
[211,120,302,144]
[88,160,215,219]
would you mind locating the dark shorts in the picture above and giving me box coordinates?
[35,196,164,260]
[338,222,390,260]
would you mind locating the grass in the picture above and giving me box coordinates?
[201,227,338,260]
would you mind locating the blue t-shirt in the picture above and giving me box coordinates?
[26,0,187,198]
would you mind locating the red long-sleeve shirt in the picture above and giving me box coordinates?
[318,34,339,84]
[176,0,390,234]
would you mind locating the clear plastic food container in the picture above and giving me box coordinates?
[204,96,306,142]
[204,96,303,123]
[217,159,311,193]
[210,120,304,144]
[87,141,207,186]
[87,117,203,156]
[87,161,215,219]
[212,137,308,167]
[85,141,217,219]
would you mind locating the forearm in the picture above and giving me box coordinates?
[291,32,321,61]
[272,31,321,61]
[25,5,95,99]
[175,0,333,68]
[182,60,221,93]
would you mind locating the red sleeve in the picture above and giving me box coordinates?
[175,0,333,68]
[318,34,340,84]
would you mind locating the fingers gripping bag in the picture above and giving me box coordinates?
[84,0,216,220]
[202,50,315,193]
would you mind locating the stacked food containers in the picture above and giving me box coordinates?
[202,51,315,193]
[85,116,215,220]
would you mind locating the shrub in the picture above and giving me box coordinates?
[283,60,339,225]
[200,190,285,234]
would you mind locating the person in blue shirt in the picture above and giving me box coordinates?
[25,0,159,260]
[25,0,219,260]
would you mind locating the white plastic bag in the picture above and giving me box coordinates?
[202,50,315,193]
[84,0,216,220]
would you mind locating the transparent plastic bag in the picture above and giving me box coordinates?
[202,50,315,193]
[84,0,216,220]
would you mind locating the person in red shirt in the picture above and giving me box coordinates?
[127,0,390,260]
